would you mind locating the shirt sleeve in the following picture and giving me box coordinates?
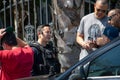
[77,17,84,34]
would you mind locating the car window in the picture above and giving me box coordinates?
[88,44,120,77]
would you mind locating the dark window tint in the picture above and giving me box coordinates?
[88,44,120,77]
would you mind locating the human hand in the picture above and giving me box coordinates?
[96,37,105,46]
[81,41,91,50]
[0,29,6,39]
[87,40,98,49]
[96,36,108,46]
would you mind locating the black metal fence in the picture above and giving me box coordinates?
[0,0,52,43]
[0,0,111,43]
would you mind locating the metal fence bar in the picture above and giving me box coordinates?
[3,0,6,28]
[34,0,37,41]
[15,0,19,37]
[89,0,91,13]
[46,0,48,24]
[108,0,111,10]
[39,0,42,24]
[9,0,12,27]
[28,0,30,25]
[21,0,25,39]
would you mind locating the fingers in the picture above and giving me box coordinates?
[0,29,6,39]
[82,41,97,50]
[81,42,91,49]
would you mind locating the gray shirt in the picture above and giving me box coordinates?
[77,13,109,60]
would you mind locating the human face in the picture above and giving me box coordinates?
[94,3,108,19]
[41,26,51,42]
[107,13,116,25]
[112,14,120,28]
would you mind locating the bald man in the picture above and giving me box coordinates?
[107,9,120,29]
[76,0,109,60]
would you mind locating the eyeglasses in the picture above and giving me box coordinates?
[96,8,107,13]
[108,14,117,21]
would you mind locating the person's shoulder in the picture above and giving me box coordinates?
[82,13,94,20]
[0,50,14,59]
[29,42,42,48]
[102,16,108,20]
[103,26,119,39]
[105,26,119,32]
[0,49,10,54]
[19,46,34,54]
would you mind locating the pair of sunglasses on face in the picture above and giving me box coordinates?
[108,14,117,21]
[96,8,107,13]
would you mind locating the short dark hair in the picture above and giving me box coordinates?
[37,24,50,34]
[96,0,108,5]
[1,32,17,46]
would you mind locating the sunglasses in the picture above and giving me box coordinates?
[108,14,117,21]
[96,8,107,13]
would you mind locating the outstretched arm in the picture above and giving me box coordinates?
[16,37,28,47]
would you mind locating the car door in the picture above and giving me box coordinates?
[55,37,120,80]
[87,38,120,80]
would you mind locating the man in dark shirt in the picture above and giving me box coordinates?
[31,24,60,77]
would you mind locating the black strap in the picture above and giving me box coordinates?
[29,42,46,65]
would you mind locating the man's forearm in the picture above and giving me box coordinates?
[16,37,28,47]
[76,33,84,46]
